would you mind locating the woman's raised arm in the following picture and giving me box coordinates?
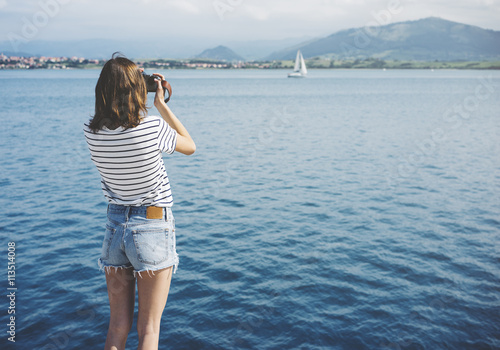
[153,73,196,155]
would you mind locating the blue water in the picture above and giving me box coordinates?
[1,69,499,349]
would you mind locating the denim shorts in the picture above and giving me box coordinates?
[98,204,179,277]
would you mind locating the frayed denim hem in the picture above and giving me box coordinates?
[98,258,133,274]
[133,257,178,279]
[98,257,178,278]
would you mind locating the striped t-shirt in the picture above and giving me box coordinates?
[83,115,178,207]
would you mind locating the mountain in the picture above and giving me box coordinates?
[225,36,316,60]
[266,17,500,61]
[0,37,224,59]
[2,18,499,62]
[0,36,310,60]
[195,45,244,61]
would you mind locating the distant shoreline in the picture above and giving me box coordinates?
[1,55,499,70]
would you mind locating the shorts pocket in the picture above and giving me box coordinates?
[101,225,116,260]
[132,228,169,265]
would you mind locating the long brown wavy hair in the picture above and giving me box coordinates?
[88,53,148,132]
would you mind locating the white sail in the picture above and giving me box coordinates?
[293,50,301,72]
[288,49,307,78]
[299,52,307,75]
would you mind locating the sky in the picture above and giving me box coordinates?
[1,0,499,44]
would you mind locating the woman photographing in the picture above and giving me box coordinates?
[84,53,195,350]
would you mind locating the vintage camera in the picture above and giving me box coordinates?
[142,73,161,92]
[142,73,171,103]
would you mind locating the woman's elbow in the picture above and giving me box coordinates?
[175,136,196,155]
[186,142,196,155]
[180,141,196,155]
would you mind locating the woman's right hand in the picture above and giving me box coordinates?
[152,73,171,106]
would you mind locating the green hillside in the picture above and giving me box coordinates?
[267,17,500,61]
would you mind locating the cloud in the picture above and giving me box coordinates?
[242,5,271,21]
[0,0,499,42]
[168,0,201,14]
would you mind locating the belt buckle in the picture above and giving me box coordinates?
[146,206,163,219]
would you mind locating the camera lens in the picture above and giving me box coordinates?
[142,73,158,92]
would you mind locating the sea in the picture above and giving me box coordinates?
[0,68,499,350]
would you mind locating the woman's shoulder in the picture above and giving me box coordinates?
[141,115,174,131]
[83,116,164,134]
[141,115,163,125]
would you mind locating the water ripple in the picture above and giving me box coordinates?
[1,70,499,349]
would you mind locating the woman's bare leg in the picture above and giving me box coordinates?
[136,267,173,350]
[104,267,136,350]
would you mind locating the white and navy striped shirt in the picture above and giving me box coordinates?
[83,115,178,207]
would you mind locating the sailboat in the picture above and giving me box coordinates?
[288,50,307,78]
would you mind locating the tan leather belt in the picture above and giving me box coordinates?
[146,206,164,219]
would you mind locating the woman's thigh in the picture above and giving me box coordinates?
[136,266,173,330]
[105,266,136,326]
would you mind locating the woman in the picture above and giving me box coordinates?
[83,53,195,350]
